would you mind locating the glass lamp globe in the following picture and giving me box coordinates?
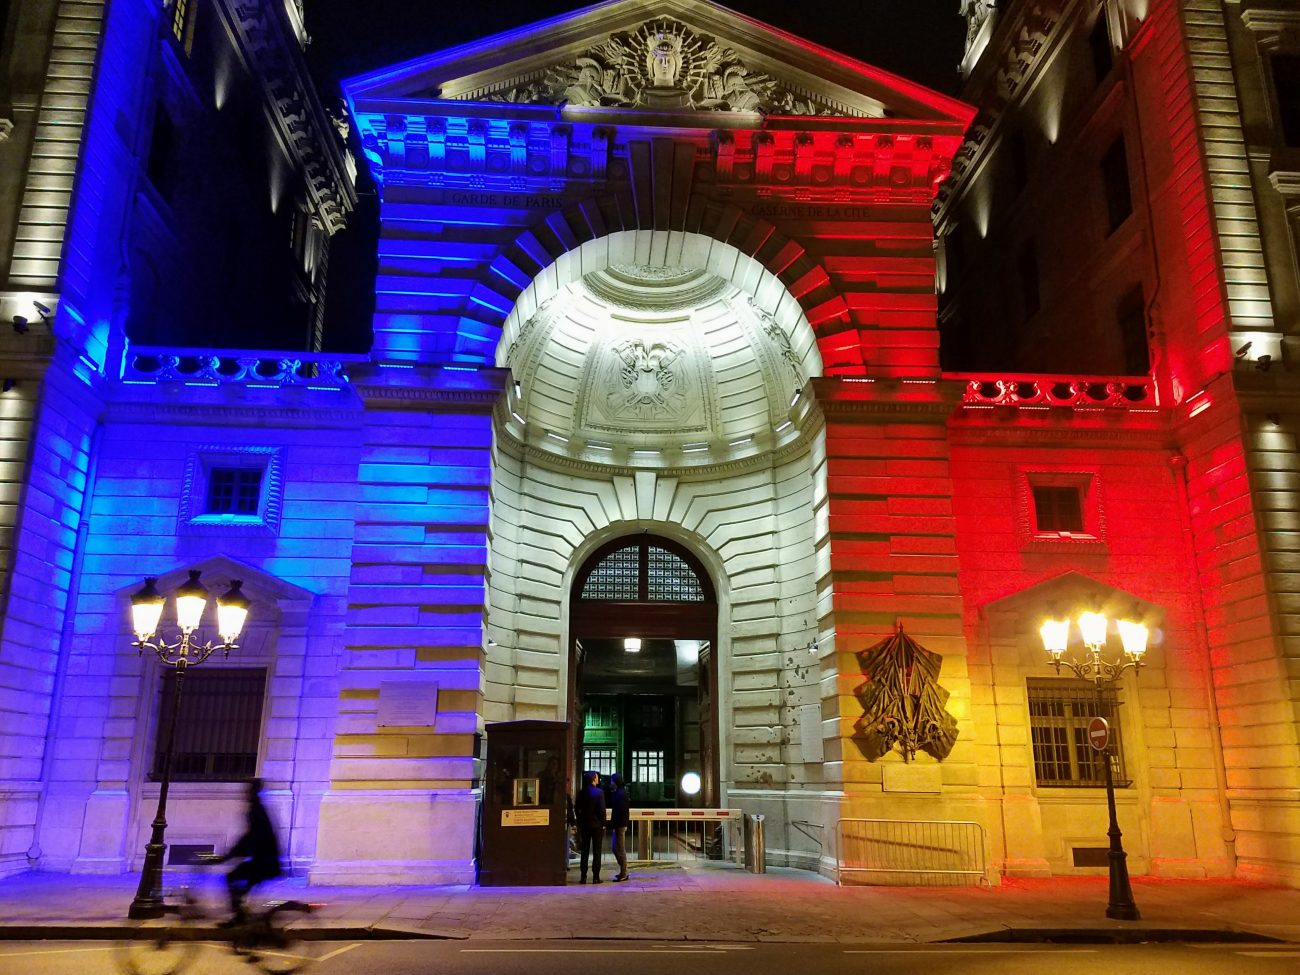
[173,570,209,634]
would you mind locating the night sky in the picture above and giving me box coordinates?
[305,1,969,351]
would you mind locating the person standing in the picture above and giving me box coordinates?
[574,770,606,883]
[608,773,630,882]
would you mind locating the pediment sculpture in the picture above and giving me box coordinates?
[479,18,841,115]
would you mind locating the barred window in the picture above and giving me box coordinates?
[206,467,263,516]
[578,539,709,602]
[631,749,664,784]
[152,668,265,782]
[1027,678,1128,788]
[580,545,640,600]
[583,747,618,778]
[647,546,704,601]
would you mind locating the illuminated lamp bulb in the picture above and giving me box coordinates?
[173,570,209,635]
[623,637,642,653]
[1077,611,1108,650]
[216,580,250,645]
[130,578,165,643]
[1039,618,1069,659]
[1117,619,1149,660]
[681,771,702,796]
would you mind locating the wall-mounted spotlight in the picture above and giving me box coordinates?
[623,637,641,654]
[1255,354,1272,372]
[11,316,29,335]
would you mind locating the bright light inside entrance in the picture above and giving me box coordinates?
[623,637,641,653]
[681,771,702,796]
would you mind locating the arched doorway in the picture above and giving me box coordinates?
[569,535,719,808]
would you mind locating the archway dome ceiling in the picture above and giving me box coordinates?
[343,0,974,127]
[500,231,820,465]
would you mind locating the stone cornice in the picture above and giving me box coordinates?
[220,1,356,233]
[946,419,1172,449]
[355,383,506,409]
[359,112,963,198]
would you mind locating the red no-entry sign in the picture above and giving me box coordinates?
[1087,716,1110,752]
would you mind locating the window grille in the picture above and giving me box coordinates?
[583,748,617,778]
[578,540,708,602]
[1032,486,1084,533]
[631,749,664,784]
[580,545,639,600]
[206,467,263,516]
[647,546,705,601]
[152,668,265,782]
[1027,679,1128,788]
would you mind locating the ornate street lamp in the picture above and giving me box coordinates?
[126,571,250,919]
[1039,608,1148,921]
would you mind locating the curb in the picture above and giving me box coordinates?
[944,927,1287,945]
[0,925,457,942]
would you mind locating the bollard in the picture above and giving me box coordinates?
[745,813,766,873]
[638,819,653,861]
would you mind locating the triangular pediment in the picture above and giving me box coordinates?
[345,0,972,125]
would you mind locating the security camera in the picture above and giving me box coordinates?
[1235,341,1252,359]
[32,300,51,319]
[11,316,28,334]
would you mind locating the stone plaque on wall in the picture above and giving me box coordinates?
[798,704,824,764]
[377,681,438,728]
[881,762,942,794]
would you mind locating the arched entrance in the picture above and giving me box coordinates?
[569,535,719,807]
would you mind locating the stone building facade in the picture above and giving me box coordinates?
[0,0,1297,889]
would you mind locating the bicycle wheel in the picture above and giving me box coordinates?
[113,921,203,975]
[245,901,325,974]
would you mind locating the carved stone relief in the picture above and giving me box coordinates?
[474,18,846,116]
[728,294,806,424]
[576,323,719,436]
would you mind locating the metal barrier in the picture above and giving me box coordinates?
[835,818,988,886]
[627,808,744,866]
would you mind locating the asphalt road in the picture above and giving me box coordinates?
[2,940,1299,975]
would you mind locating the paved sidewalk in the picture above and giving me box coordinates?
[1,865,1297,944]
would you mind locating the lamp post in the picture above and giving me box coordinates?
[1039,609,1148,921]
[126,570,250,920]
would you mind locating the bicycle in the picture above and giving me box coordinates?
[115,858,325,975]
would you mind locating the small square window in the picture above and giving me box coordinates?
[1032,486,1084,533]
[1019,470,1105,548]
[182,446,283,536]
[205,467,263,516]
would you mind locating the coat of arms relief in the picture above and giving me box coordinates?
[477,19,845,116]
[577,328,718,436]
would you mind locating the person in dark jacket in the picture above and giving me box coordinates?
[607,773,630,882]
[573,770,606,883]
[217,778,283,922]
